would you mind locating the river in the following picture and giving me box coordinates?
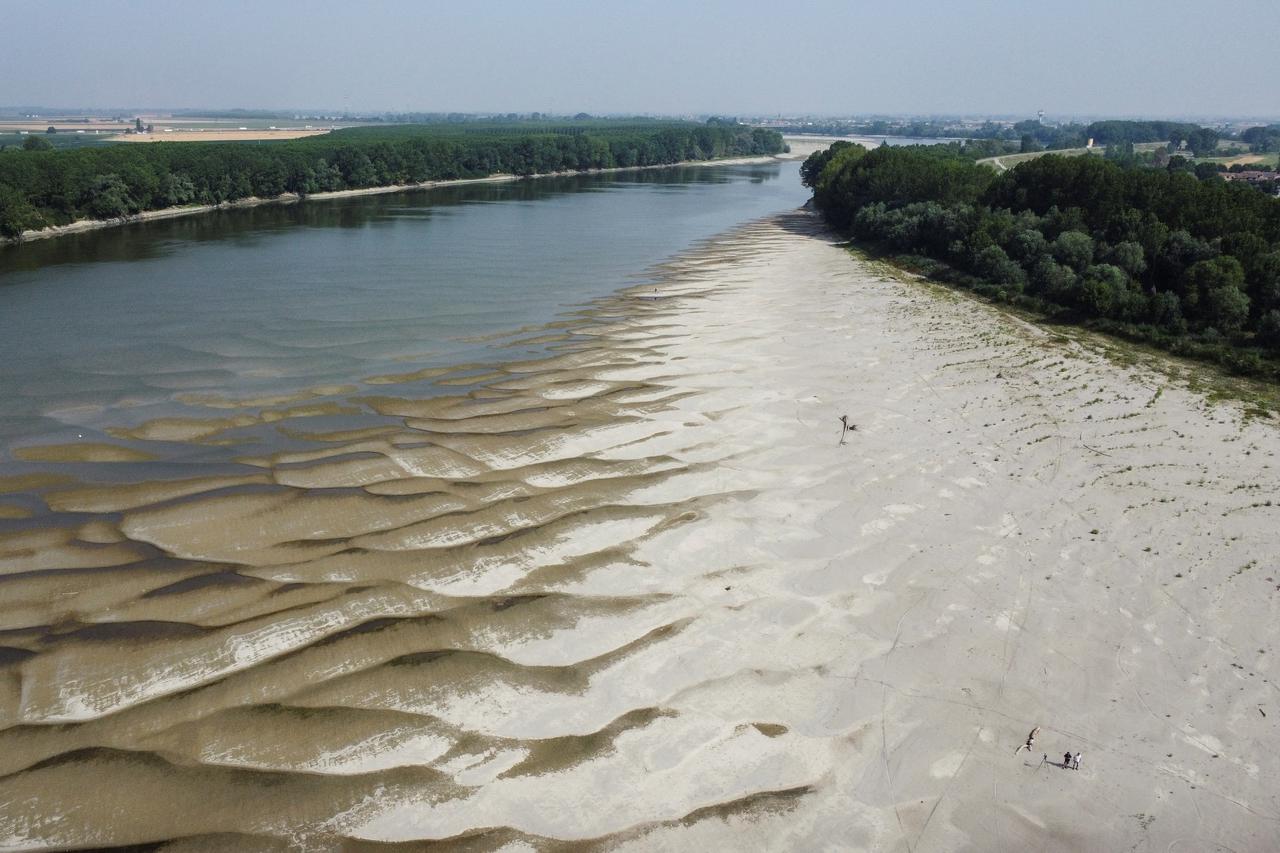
[0,159,813,848]
[0,162,807,460]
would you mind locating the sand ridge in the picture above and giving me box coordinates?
[0,212,1277,849]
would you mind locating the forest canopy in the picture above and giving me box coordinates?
[0,121,785,238]
[804,143,1280,378]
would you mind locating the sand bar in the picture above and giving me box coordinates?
[1,212,1277,849]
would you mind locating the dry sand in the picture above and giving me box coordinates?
[1,212,1278,850]
[779,135,839,159]
[112,129,331,143]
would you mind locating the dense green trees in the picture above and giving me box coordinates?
[1086,120,1202,146]
[776,118,1087,152]
[1184,128,1222,157]
[804,143,1280,377]
[784,118,1246,163]
[0,121,784,238]
[1009,120,1084,150]
[1241,126,1280,153]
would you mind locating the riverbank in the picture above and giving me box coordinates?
[2,152,798,247]
[2,210,1277,849]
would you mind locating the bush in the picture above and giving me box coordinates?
[1256,310,1280,351]
[973,245,1026,290]
[0,183,46,237]
[1030,256,1078,301]
[0,121,786,229]
[1203,283,1251,334]
[1107,240,1147,276]
[804,139,1280,380]
[1079,264,1135,318]
[1053,231,1095,273]
[81,174,136,219]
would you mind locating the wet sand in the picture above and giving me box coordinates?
[1,212,1279,850]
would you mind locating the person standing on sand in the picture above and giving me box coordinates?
[1014,726,1040,755]
[1063,751,1072,769]
[1072,752,1082,771]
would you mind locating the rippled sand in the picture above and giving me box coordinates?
[2,213,1279,850]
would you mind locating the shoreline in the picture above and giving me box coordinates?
[852,241,1280,402]
[2,153,797,247]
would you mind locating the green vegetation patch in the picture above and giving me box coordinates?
[0,121,784,238]
[0,131,115,151]
[802,141,1280,381]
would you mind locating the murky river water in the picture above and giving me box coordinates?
[0,163,805,457]
[0,161,810,848]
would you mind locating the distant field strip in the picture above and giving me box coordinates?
[114,129,332,143]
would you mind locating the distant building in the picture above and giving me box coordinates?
[1222,171,1280,194]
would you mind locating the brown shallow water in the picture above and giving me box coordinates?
[0,215,832,849]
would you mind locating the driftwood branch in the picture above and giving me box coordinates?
[1079,433,1113,457]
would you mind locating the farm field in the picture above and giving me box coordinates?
[977,141,1168,171]
[1193,151,1279,168]
[115,128,332,143]
[0,114,365,145]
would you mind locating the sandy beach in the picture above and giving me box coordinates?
[1,211,1278,850]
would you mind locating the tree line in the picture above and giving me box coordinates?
[803,142,1280,378]
[0,122,785,238]
[780,118,1275,160]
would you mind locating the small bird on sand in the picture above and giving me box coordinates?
[838,414,856,445]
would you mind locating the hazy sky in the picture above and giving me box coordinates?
[2,0,1276,119]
